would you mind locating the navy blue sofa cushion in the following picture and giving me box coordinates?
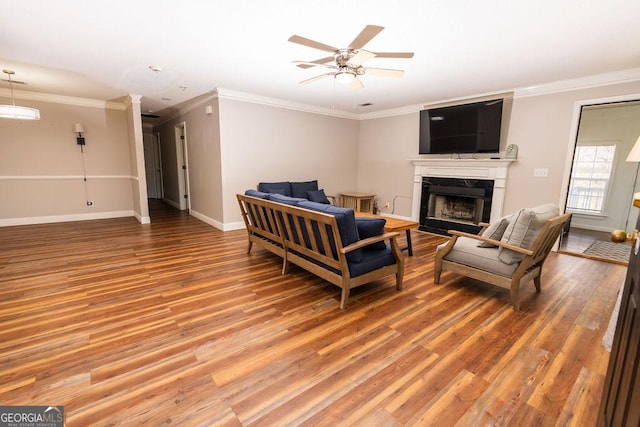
[291,180,318,199]
[297,201,363,263]
[267,193,307,205]
[307,189,331,204]
[355,217,387,250]
[349,247,396,277]
[258,181,292,196]
[244,189,270,199]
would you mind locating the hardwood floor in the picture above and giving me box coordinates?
[559,227,611,254]
[0,202,626,426]
[559,227,628,266]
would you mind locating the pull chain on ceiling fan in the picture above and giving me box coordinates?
[288,25,414,90]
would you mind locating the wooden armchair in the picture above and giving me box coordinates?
[434,206,571,311]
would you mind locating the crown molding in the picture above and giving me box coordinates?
[358,68,640,119]
[359,104,424,120]
[216,88,360,120]
[125,94,142,105]
[0,88,126,110]
[152,91,219,126]
[514,68,640,98]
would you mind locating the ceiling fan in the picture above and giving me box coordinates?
[288,25,414,90]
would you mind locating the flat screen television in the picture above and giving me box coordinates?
[419,99,503,154]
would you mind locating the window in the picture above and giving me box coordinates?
[566,144,616,214]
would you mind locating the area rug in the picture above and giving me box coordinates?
[582,240,631,263]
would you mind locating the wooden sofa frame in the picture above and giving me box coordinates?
[237,194,405,309]
[434,212,571,310]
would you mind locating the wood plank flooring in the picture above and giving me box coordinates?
[0,202,626,426]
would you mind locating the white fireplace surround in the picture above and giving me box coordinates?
[411,159,514,224]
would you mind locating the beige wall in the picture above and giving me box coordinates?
[357,81,640,221]
[0,97,136,225]
[218,97,360,226]
[155,95,224,226]
[358,113,419,216]
[4,78,640,230]
[153,95,359,229]
[504,82,640,215]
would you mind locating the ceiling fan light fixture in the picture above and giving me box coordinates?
[335,70,354,84]
[0,70,40,120]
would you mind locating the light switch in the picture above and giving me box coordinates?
[533,168,549,177]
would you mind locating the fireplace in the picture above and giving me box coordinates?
[410,158,514,235]
[419,177,494,235]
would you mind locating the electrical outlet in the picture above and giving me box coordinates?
[384,202,390,209]
[533,168,549,177]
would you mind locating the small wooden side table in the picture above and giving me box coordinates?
[340,192,376,213]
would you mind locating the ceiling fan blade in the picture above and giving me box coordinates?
[293,57,335,69]
[364,67,405,78]
[349,25,384,49]
[372,52,415,59]
[351,76,364,90]
[348,50,376,67]
[288,35,338,53]
[300,73,332,84]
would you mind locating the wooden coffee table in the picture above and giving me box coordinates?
[355,212,420,256]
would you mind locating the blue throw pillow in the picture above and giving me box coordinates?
[355,217,387,250]
[291,180,318,199]
[307,189,330,204]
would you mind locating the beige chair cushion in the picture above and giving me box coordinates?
[498,204,559,264]
[437,237,519,277]
[477,215,511,248]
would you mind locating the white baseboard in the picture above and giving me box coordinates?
[188,209,245,231]
[0,210,135,227]
[162,198,181,209]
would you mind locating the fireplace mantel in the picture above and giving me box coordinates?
[410,158,515,224]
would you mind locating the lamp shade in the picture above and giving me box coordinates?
[74,123,85,134]
[626,135,640,162]
[0,104,40,120]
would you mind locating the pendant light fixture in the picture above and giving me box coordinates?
[0,70,40,120]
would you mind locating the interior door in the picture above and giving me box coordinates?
[598,211,640,425]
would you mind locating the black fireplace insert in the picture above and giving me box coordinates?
[419,177,494,235]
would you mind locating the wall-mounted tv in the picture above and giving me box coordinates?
[419,99,503,154]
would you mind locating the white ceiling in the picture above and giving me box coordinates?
[2,0,640,116]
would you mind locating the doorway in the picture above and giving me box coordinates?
[143,132,163,199]
[559,97,640,264]
[175,123,190,212]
